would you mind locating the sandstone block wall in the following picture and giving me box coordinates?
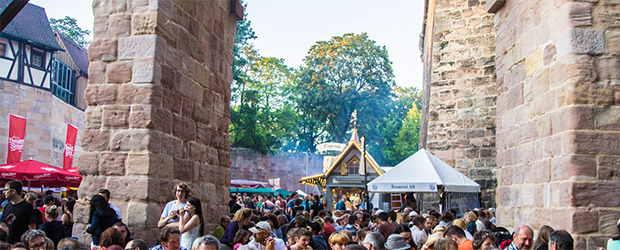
[76,0,239,245]
[493,1,620,248]
[427,0,498,208]
[0,79,84,167]
[230,148,323,192]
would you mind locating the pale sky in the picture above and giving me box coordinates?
[30,0,423,88]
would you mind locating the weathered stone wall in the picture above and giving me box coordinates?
[0,79,84,167]
[493,0,620,248]
[76,0,239,245]
[230,148,323,192]
[426,0,498,208]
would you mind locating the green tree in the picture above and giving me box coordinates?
[229,12,298,153]
[297,33,394,148]
[380,87,422,165]
[49,16,90,48]
[383,103,421,164]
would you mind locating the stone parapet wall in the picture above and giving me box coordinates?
[427,0,498,208]
[494,0,620,248]
[0,79,84,167]
[230,148,323,192]
[77,0,238,245]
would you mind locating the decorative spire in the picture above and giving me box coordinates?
[349,110,361,145]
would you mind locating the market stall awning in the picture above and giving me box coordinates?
[274,188,292,196]
[230,179,272,189]
[229,188,275,194]
[0,160,82,187]
[368,149,480,193]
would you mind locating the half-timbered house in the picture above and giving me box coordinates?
[0,1,85,169]
[0,0,62,90]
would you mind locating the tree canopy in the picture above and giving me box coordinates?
[297,33,394,144]
[49,16,91,48]
[229,6,422,165]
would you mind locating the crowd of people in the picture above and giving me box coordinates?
[0,181,619,250]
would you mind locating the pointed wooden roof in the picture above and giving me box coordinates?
[300,129,383,186]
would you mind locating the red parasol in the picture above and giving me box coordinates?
[63,167,82,183]
[0,160,81,187]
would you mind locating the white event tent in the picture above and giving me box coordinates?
[368,149,480,193]
[367,149,481,213]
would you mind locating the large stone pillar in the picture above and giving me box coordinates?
[424,0,498,208]
[75,0,241,245]
[493,0,620,248]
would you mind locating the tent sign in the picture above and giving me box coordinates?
[370,182,437,192]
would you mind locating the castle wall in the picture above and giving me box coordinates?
[230,148,323,192]
[75,0,240,245]
[0,79,84,167]
[493,0,620,248]
[426,0,498,208]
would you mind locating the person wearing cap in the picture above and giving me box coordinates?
[247,221,286,250]
[384,234,411,250]
[406,211,418,228]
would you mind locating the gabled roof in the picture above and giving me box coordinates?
[0,0,62,51]
[56,32,89,75]
[322,137,383,177]
[300,130,384,184]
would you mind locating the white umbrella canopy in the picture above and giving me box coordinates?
[368,149,481,193]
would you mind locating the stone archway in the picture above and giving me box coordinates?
[75,0,242,245]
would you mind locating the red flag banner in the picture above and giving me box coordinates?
[63,124,78,170]
[6,114,27,164]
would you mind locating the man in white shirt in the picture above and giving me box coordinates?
[409,216,427,250]
[247,221,286,250]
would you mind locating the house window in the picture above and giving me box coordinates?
[0,43,6,57]
[51,58,75,105]
[30,48,45,68]
[347,157,359,175]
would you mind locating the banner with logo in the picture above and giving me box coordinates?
[63,124,77,170]
[6,114,27,164]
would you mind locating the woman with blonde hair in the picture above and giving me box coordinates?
[464,212,478,235]
[221,208,252,249]
[452,219,473,241]
[328,232,350,250]
[39,205,63,246]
